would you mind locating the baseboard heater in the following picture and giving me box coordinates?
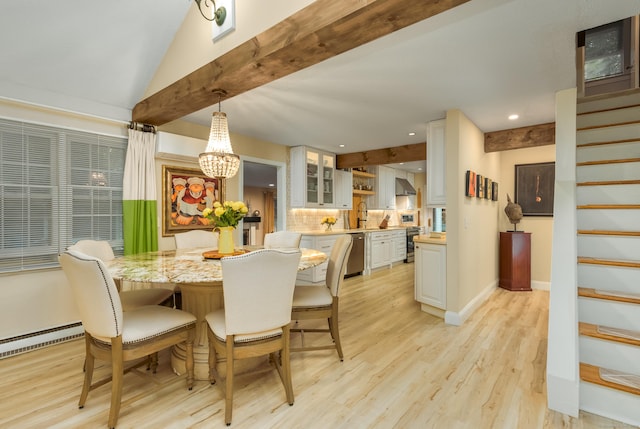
[0,322,84,359]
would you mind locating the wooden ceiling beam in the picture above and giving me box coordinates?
[484,122,555,152]
[132,0,471,125]
[336,143,426,168]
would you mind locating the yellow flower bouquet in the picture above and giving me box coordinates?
[321,216,337,231]
[202,201,248,229]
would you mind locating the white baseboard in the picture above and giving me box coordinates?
[532,280,550,291]
[0,323,83,359]
[444,281,497,326]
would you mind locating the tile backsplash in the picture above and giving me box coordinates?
[287,208,417,231]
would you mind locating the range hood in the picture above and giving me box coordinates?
[395,178,417,196]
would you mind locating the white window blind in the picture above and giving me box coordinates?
[0,118,126,273]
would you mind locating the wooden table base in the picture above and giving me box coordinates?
[170,282,221,380]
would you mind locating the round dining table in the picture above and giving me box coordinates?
[106,246,327,380]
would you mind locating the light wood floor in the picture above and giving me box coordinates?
[0,263,635,428]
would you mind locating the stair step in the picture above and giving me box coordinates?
[577,157,640,167]
[578,230,640,237]
[578,204,640,210]
[577,102,640,117]
[578,257,640,269]
[577,179,640,186]
[577,137,640,148]
[578,90,640,113]
[577,119,640,132]
[578,287,640,304]
[580,363,640,396]
[579,322,640,347]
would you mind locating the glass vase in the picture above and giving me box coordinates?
[325,223,333,231]
[218,226,235,254]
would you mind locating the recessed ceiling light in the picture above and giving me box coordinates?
[399,163,404,165]
[339,144,345,148]
[268,183,275,187]
[418,167,423,171]
[408,132,416,136]
[508,114,519,120]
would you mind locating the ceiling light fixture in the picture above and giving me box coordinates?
[508,114,519,120]
[408,132,416,136]
[194,0,227,25]
[199,89,240,179]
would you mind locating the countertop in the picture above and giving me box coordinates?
[414,235,447,245]
[294,226,411,236]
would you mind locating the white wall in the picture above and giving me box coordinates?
[445,109,501,321]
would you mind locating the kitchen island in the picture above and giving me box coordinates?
[293,227,411,283]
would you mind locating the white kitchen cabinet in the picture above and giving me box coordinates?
[334,169,353,209]
[297,234,339,284]
[291,146,335,208]
[370,231,392,269]
[392,230,407,262]
[414,242,446,310]
[368,165,396,210]
[426,119,446,207]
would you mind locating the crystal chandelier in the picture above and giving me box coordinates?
[199,90,240,179]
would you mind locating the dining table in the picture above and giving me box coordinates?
[106,246,328,380]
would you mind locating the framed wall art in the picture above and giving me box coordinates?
[162,165,225,236]
[485,178,492,200]
[465,170,476,197]
[515,162,555,216]
[477,174,484,199]
[491,182,499,201]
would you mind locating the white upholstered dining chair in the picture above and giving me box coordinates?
[263,231,302,249]
[59,250,196,429]
[174,230,219,249]
[68,240,174,311]
[205,249,301,425]
[291,234,352,361]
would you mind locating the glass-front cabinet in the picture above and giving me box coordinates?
[291,146,335,208]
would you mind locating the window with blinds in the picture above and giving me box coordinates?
[0,118,126,273]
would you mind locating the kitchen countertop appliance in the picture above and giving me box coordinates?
[404,226,420,263]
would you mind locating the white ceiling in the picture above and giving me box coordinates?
[2,0,640,175]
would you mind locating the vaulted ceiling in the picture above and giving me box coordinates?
[2,0,640,174]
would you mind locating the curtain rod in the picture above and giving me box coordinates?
[128,121,156,134]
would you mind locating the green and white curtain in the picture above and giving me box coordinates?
[123,129,157,255]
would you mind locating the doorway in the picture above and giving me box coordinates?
[240,158,286,246]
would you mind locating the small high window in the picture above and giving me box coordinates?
[577,17,637,97]
[584,21,626,81]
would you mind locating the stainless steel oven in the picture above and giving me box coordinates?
[404,226,420,263]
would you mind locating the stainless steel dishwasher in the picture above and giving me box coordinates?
[345,232,365,277]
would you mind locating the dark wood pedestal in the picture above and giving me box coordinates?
[499,232,531,291]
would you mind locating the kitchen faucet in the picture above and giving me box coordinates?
[356,200,368,229]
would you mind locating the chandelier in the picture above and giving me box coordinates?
[194,0,227,26]
[199,90,240,179]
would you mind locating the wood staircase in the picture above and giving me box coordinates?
[575,92,640,425]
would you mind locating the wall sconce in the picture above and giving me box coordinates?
[194,0,227,25]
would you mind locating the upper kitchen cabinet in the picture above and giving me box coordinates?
[291,146,335,208]
[368,165,396,210]
[426,119,446,207]
[334,169,353,209]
